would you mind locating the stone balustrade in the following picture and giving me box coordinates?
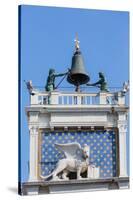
[30,90,126,106]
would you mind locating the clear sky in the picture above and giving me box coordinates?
[19,5,129,182]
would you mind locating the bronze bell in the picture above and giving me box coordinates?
[67,36,90,91]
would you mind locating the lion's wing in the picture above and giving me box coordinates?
[55,142,83,159]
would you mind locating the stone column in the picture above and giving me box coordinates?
[28,126,39,182]
[118,121,128,177]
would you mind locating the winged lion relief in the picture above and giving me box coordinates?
[40,142,100,181]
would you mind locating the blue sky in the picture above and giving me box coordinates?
[19,5,129,182]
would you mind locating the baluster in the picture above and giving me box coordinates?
[84,96,87,105]
[62,96,65,105]
[41,96,43,104]
[90,96,92,104]
[77,96,81,104]
[58,96,60,104]
[74,96,77,104]
[71,96,74,105]
[46,96,48,104]
[66,96,68,105]
[86,96,89,105]
[93,96,95,104]
[81,96,83,104]
[60,96,62,105]
[69,96,71,105]
[61,96,64,105]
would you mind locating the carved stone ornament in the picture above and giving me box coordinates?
[40,142,100,181]
[118,123,127,132]
[29,126,39,135]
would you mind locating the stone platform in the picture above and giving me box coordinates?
[20,177,129,195]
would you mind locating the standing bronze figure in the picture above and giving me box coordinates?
[45,68,68,92]
[86,72,108,92]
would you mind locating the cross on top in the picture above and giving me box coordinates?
[74,33,80,50]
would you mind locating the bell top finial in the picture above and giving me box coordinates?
[74,33,80,51]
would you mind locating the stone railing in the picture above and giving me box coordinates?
[30,90,126,106]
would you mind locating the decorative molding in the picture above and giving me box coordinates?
[25,105,129,114]
[49,121,108,128]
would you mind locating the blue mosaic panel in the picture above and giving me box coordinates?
[41,131,117,178]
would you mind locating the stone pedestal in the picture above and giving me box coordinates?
[99,92,107,104]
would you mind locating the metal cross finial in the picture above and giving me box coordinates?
[74,33,80,50]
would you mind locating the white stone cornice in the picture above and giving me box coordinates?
[25,105,129,114]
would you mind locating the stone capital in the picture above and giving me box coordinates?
[29,126,39,135]
[117,121,127,133]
